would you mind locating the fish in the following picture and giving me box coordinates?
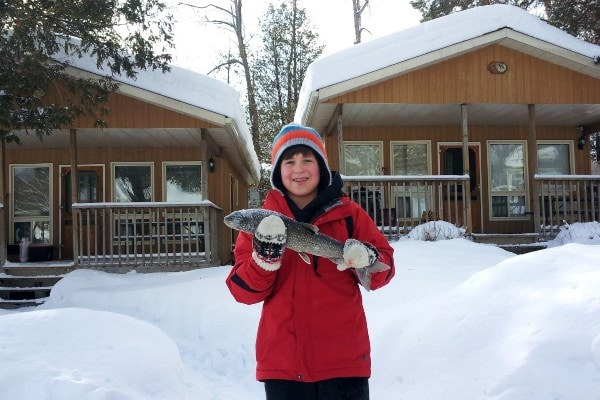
[224,208,391,291]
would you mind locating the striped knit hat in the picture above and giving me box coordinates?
[270,123,332,192]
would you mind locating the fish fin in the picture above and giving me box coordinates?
[298,222,319,234]
[354,262,391,291]
[356,268,371,292]
[369,260,391,273]
[298,252,312,264]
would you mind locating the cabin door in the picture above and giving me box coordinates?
[440,145,482,233]
[60,166,104,259]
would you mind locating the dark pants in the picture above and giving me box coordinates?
[264,377,369,400]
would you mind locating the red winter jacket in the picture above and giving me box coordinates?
[225,190,395,382]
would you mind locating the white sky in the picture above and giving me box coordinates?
[2,221,600,399]
[167,0,423,74]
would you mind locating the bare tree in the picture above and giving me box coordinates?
[352,0,371,44]
[180,1,261,155]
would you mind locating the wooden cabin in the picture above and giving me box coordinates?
[1,60,260,271]
[295,5,600,242]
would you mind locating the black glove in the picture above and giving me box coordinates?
[252,215,287,271]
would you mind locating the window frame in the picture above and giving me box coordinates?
[536,140,574,176]
[389,141,433,220]
[111,162,154,202]
[390,140,432,176]
[343,141,383,176]
[162,161,203,202]
[10,163,53,245]
[487,140,529,220]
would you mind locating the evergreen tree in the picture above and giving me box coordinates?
[410,1,549,22]
[410,0,599,45]
[0,0,174,142]
[547,0,600,45]
[250,0,324,197]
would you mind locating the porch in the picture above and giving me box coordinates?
[342,175,599,242]
[0,175,598,271]
[71,201,222,272]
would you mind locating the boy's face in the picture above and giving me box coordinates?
[280,151,320,206]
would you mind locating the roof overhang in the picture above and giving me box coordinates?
[303,28,600,133]
[8,66,261,185]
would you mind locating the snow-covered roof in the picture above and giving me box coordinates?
[57,50,261,184]
[295,4,600,124]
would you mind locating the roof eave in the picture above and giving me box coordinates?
[303,28,600,128]
[64,66,229,126]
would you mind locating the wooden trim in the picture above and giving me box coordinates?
[0,139,5,264]
[70,129,79,261]
[325,104,342,137]
[461,104,473,234]
[528,104,540,233]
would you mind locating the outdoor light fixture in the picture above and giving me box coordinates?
[487,61,507,74]
[208,157,216,173]
[577,125,586,150]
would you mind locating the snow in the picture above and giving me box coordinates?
[295,4,600,122]
[2,221,600,399]
[55,39,261,179]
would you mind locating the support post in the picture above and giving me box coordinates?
[336,109,345,174]
[0,138,6,265]
[529,104,540,234]
[461,104,473,235]
[70,128,79,263]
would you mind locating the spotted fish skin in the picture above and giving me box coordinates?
[224,208,390,290]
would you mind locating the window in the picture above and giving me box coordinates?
[391,141,430,175]
[344,142,383,176]
[11,165,52,244]
[537,142,572,175]
[391,141,432,219]
[112,163,153,202]
[163,163,202,202]
[488,142,527,218]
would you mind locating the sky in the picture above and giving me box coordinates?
[1,221,600,399]
[167,0,423,74]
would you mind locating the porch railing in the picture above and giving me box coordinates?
[72,201,222,271]
[534,175,600,239]
[342,175,470,240]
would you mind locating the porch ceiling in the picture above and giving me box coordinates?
[314,103,600,133]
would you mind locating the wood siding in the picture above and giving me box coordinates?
[4,146,248,264]
[327,45,600,105]
[46,84,220,129]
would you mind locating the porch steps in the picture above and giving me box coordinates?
[471,233,547,254]
[0,264,76,310]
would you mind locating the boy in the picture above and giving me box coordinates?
[226,123,395,400]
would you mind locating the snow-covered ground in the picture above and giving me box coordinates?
[1,221,600,400]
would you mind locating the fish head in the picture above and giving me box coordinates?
[223,209,266,234]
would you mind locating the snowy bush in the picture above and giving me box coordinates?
[406,221,466,241]
[546,221,600,247]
